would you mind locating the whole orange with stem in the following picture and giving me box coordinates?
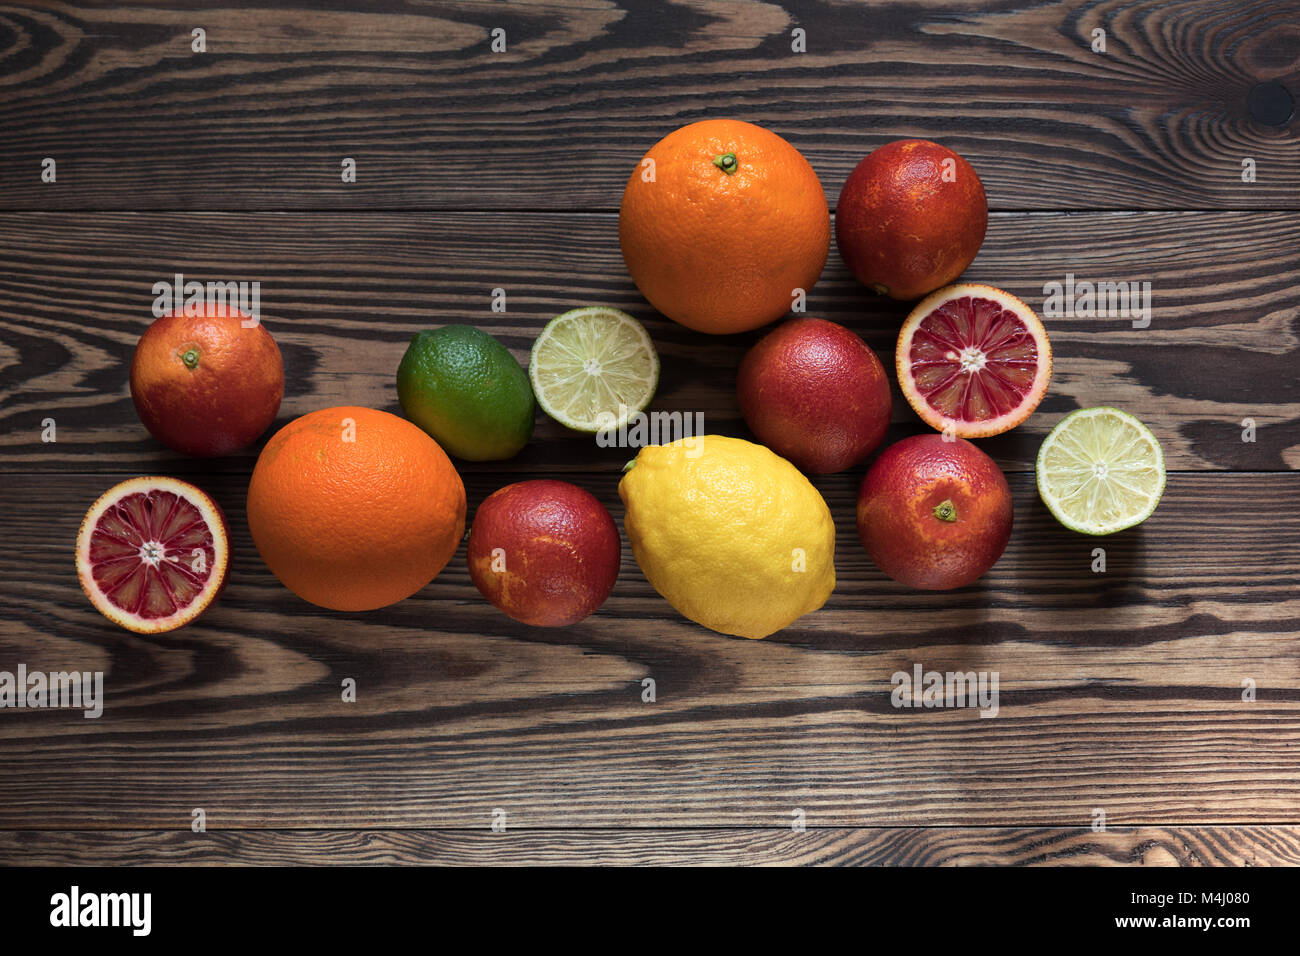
[619,118,831,334]
[246,406,466,611]
[129,305,284,457]
[856,434,1012,590]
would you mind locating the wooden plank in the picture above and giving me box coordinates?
[1,210,1297,473]
[1,472,1296,829]
[1,826,1296,866]
[0,1,1295,211]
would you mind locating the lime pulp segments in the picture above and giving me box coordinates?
[529,307,659,433]
[1036,406,1165,535]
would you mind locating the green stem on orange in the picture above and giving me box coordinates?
[933,499,958,522]
[179,347,200,370]
[622,459,636,474]
[713,152,739,175]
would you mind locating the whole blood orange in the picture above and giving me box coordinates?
[246,406,466,611]
[130,306,284,457]
[467,480,620,627]
[836,139,987,301]
[897,283,1051,438]
[619,119,830,334]
[856,434,1012,590]
[76,476,229,633]
[737,317,892,474]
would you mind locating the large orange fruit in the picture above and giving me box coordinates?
[619,119,830,334]
[130,306,284,457]
[835,139,987,301]
[246,406,466,611]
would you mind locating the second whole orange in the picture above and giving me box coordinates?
[246,406,466,611]
[619,119,830,335]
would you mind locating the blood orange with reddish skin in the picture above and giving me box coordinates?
[897,283,1051,438]
[468,480,620,627]
[737,317,892,474]
[76,476,230,633]
[130,306,284,457]
[835,139,987,301]
[856,434,1012,590]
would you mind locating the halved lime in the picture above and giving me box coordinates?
[1036,407,1165,535]
[529,307,659,433]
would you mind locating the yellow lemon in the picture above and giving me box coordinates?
[618,435,835,639]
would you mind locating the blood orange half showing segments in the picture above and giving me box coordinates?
[76,477,229,633]
[897,283,1052,438]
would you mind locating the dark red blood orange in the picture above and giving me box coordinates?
[737,317,892,474]
[835,139,987,301]
[856,435,1012,590]
[76,476,230,633]
[467,480,620,627]
[130,305,284,457]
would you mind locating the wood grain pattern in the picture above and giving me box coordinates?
[1,210,1297,473]
[1,472,1296,829]
[3,826,1297,866]
[0,0,1295,211]
[1,0,1297,867]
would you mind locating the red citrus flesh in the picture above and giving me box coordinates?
[467,480,620,627]
[76,477,229,633]
[897,283,1051,438]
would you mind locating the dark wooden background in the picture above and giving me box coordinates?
[1,0,1298,866]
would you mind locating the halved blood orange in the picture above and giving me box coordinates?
[76,477,229,633]
[897,283,1052,438]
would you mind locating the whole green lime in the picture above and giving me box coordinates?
[396,325,535,461]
